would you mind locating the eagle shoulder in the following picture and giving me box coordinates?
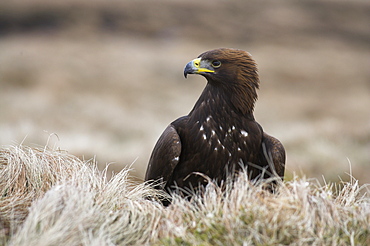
[144,124,182,187]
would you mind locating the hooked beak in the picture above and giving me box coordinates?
[184,58,215,78]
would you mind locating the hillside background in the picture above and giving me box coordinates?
[0,0,369,183]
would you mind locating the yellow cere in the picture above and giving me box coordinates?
[192,58,215,74]
[193,58,201,68]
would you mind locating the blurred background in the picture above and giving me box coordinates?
[0,0,369,184]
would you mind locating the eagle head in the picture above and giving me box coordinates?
[184,48,260,114]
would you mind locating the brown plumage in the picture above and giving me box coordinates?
[145,48,285,201]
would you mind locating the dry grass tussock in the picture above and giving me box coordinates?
[0,145,369,245]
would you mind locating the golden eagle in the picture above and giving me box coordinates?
[145,48,285,199]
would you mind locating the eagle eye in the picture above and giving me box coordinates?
[211,60,221,68]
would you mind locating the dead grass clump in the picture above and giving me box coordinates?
[1,145,369,245]
[0,145,90,238]
[8,171,162,246]
[157,173,370,245]
[0,145,161,245]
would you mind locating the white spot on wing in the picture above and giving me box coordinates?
[203,134,207,140]
[241,130,248,137]
[211,130,216,136]
[173,157,179,162]
[214,147,218,151]
[232,126,236,130]
[238,147,241,151]
[206,116,212,122]
[200,125,204,131]
[219,126,223,130]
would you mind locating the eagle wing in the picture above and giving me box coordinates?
[145,124,181,187]
[261,132,286,179]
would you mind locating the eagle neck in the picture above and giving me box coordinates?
[190,83,255,121]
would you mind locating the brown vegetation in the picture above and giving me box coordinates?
[1,145,369,245]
